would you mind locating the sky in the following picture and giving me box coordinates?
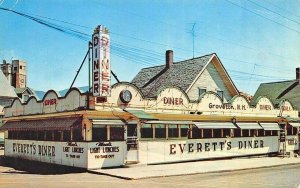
[0,0,300,95]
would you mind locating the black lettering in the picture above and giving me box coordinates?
[197,143,202,152]
[170,144,176,155]
[254,140,258,148]
[205,143,210,151]
[220,142,225,150]
[188,143,194,153]
[227,141,232,150]
[260,140,264,148]
[248,141,252,148]
[238,141,243,149]
[212,142,217,151]
[179,144,186,153]
[52,146,55,157]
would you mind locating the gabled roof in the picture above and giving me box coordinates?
[0,70,17,98]
[251,80,299,108]
[131,54,213,98]
[131,53,239,98]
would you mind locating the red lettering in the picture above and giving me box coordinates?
[163,97,183,105]
[101,72,110,81]
[101,59,110,70]
[44,99,57,106]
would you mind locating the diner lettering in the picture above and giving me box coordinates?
[13,143,55,157]
[259,105,272,110]
[44,99,57,106]
[163,97,183,105]
[169,140,263,155]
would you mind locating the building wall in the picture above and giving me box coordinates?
[12,60,27,88]
[139,137,279,165]
[187,63,232,102]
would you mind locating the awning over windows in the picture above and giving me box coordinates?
[289,122,300,127]
[259,123,281,130]
[124,109,155,119]
[235,123,263,130]
[0,117,82,131]
[146,120,193,125]
[92,120,125,128]
[193,122,237,129]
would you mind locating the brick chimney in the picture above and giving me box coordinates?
[296,68,300,84]
[166,50,173,69]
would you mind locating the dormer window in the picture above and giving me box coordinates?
[198,88,206,98]
[217,90,224,101]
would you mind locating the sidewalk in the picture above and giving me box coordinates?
[89,156,300,179]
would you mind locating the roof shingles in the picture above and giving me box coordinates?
[131,54,214,98]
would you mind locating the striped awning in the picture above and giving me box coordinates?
[289,122,300,127]
[235,123,263,130]
[259,123,281,130]
[146,120,193,125]
[124,109,155,119]
[92,120,125,128]
[193,122,237,129]
[0,117,82,131]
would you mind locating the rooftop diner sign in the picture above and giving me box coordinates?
[92,25,111,97]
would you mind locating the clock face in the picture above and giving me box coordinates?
[120,90,132,103]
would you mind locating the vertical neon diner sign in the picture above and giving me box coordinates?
[92,25,111,97]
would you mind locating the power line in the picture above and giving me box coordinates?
[0,6,297,84]
[225,0,300,34]
[264,1,300,20]
[246,0,300,26]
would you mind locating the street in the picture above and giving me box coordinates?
[0,155,299,188]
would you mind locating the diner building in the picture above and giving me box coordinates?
[1,50,300,169]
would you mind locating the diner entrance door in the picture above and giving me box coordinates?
[126,124,138,163]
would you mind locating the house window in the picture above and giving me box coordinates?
[198,88,206,98]
[217,90,224,100]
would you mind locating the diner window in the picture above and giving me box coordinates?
[155,124,166,139]
[37,131,44,140]
[258,129,264,137]
[141,124,153,139]
[242,130,250,137]
[191,126,201,139]
[203,129,212,139]
[110,126,124,141]
[287,125,293,135]
[249,130,256,137]
[223,129,231,138]
[46,131,53,141]
[180,125,189,138]
[234,129,241,137]
[63,130,71,141]
[217,90,224,101]
[265,130,272,136]
[92,126,107,141]
[54,130,62,141]
[198,88,206,98]
[293,127,298,135]
[214,129,222,138]
[168,125,179,138]
[272,130,278,136]
[72,128,83,141]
